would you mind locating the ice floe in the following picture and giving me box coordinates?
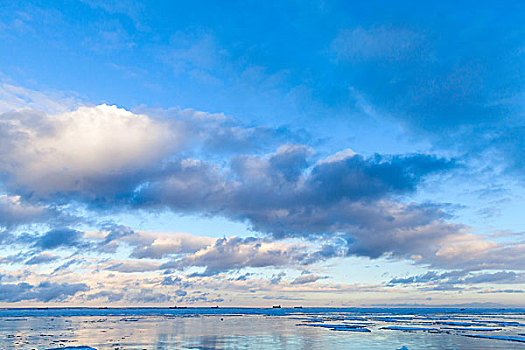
[463,334,525,343]
[297,323,371,332]
[441,327,502,331]
[380,326,438,332]
[46,347,97,350]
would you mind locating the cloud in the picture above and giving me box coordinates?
[174,289,187,297]
[163,236,321,275]
[0,194,49,228]
[463,271,518,284]
[0,96,511,274]
[35,228,84,250]
[291,273,326,285]
[388,270,523,290]
[135,146,455,263]
[478,289,525,294]
[25,252,60,265]
[0,281,88,302]
[0,104,176,201]
[137,147,453,216]
[143,107,299,155]
[161,276,182,286]
[86,290,124,302]
[429,234,525,271]
[105,260,162,273]
[127,288,171,303]
[0,99,462,267]
[328,18,525,179]
[270,272,286,285]
[124,231,214,259]
[0,103,297,205]
[0,83,80,114]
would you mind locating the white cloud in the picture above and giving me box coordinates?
[316,148,356,165]
[435,233,497,260]
[0,104,177,198]
[125,231,215,259]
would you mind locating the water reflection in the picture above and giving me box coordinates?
[0,310,523,349]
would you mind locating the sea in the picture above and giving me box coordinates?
[0,307,524,349]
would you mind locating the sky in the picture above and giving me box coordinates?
[0,0,524,307]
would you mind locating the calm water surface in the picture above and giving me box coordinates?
[0,308,524,349]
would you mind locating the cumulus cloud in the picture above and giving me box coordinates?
[0,104,176,200]
[0,103,298,205]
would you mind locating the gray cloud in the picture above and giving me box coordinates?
[0,281,88,302]
[291,273,326,285]
[0,195,48,228]
[35,228,84,250]
[160,236,334,275]
[105,260,162,273]
[161,276,182,286]
[86,290,124,302]
[127,288,171,303]
[133,146,455,263]
[478,289,525,294]
[25,252,60,265]
[388,270,522,290]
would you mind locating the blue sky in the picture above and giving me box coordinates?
[0,0,524,307]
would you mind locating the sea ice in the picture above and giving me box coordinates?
[435,321,487,327]
[298,323,372,332]
[381,326,438,332]
[463,334,525,343]
[46,347,97,350]
[441,327,501,331]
